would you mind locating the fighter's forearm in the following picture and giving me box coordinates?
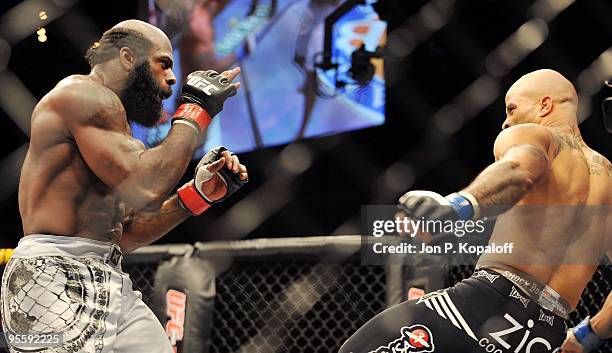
[119,195,191,253]
[591,291,612,339]
[463,160,533,216]
[130,124,198,208]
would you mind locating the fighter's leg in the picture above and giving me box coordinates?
[113,286,173,353]
[339,291,479,353]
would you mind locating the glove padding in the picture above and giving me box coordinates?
[561,331,586,353]
[177,146,248,215]
[193,146,248,204]
[567,317,603,353]
[399,191,457,222]
[398,190,476,223]
[180,70,237,118]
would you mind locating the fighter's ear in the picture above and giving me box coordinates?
[539,95,553,117]
[118,46,136,71]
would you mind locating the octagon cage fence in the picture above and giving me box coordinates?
[0,236,609,353]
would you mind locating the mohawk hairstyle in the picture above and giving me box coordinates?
[85,28,153,67]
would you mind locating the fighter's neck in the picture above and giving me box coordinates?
[89,64,125,96]
[538,115,581,136]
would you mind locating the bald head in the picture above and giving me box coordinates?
[112,19,172,54]
[502,69,579,129]
[508,69,578,109]
[86,19,172,68]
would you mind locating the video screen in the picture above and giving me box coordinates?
[134,0,386,157]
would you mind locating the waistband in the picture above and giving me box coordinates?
[12,234,123,267]
[472,267,571,321]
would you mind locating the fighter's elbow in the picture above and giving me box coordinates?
[521,161,549,189]
[140,195,167,212]
[503,160,538,192]
[501,143,550,179]
[117,186,165,211]
[139,190,166,211]
[516,170,536,192]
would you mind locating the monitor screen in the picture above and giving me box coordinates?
[135,0,386,157]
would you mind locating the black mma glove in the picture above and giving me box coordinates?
[398,190,480,223]
[172,70,238,135]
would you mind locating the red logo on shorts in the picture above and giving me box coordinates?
[407,328,430,348]
[371,324,435,353]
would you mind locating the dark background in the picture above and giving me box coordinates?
[0,0,610,247]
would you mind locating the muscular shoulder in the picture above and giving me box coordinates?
[493,124,552,159]
[44,75,128,131]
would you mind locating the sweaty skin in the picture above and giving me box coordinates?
[465,69,611,309]
[18,20,244,252]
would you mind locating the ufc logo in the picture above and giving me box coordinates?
[186,75,219,96]
[165,289,187,350]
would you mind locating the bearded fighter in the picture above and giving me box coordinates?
[0,20,248,353]
[340,69,610,353]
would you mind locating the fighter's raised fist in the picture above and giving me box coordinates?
[171,68,241,134]
[181,68,240,116]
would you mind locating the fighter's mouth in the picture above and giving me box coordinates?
[161,89,172,99]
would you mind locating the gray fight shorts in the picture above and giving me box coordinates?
[0,234,173,353]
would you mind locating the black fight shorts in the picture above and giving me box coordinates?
[339,269,566,353]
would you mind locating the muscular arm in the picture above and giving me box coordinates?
[119,195,191,253]
[591,288,612,339]
[463,124,552,216]
[56,81,198,210]
[119,149,248,252]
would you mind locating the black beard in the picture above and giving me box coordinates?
[120,62,170,127]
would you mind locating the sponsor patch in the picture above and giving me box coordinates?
[474,270,499,284]
[487,313,558,352]
[509,286,530,308]
[538,309,554,327]
[538,286,562,314]
[370,324,435,353]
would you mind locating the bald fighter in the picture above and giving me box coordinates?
[340,69,610,353]
[0,20,247,353]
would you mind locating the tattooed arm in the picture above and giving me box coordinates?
[119,195,191,253]
[463,124,552,216]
